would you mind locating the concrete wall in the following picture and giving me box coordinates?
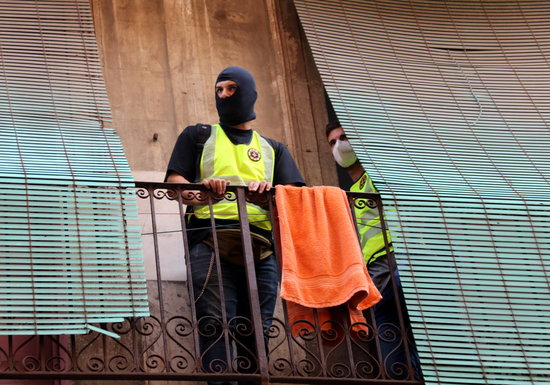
[91,0,337,187]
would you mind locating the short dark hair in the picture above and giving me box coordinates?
[325,119,341,138]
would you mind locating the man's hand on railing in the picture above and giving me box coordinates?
[201,178,231,196]
[179,177,230,205]
[164,174,273,207]
[246,180,272,208]
[166,172,230,205]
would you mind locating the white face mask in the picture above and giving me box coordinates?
[332,139,358,168]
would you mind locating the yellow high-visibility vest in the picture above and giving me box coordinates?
[351,172,393,264]
[194,124,275,230]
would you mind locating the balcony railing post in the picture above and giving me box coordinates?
[348,194,385,378]
[207,191,234,370]
[377,196,416,379]
[174,184,202,368]
[236,187,270,385]
[147,184,171,368]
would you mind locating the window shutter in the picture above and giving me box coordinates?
[0,0,149,335]
[294,1,550,384]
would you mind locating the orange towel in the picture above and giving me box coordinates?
[275,185,381,340]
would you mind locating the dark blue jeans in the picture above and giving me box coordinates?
[190,242,279,385]
[371,271,421,380]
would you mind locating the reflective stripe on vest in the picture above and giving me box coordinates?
[194,124,275,230]
[351,172,394,264]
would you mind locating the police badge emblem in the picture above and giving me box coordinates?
[248,148,261,161]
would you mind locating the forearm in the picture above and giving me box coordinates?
[166,172,203,205]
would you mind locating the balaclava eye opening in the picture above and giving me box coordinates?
[215,66,257,126]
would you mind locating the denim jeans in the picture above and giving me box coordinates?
[190,242,279,385]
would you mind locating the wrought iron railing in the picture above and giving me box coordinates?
[0,182,423,384]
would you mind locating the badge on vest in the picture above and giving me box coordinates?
[248,148,261,162]
[359,174,367,190]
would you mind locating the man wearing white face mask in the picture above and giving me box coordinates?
[326,120,420,380]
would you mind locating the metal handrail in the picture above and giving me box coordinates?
[0,182,422,384]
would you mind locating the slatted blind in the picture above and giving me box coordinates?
[294,1,550,384]
[0,0,149,335]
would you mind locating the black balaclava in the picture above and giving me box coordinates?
[215,66,257,126]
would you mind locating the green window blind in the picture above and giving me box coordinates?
[0,0,149,335]
[294,1,550,384]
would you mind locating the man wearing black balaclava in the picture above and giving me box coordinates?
[216,66,257,126]
[166,66,305,385]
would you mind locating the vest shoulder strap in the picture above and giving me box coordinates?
[194,123,212,149]
[192,124,212,182]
